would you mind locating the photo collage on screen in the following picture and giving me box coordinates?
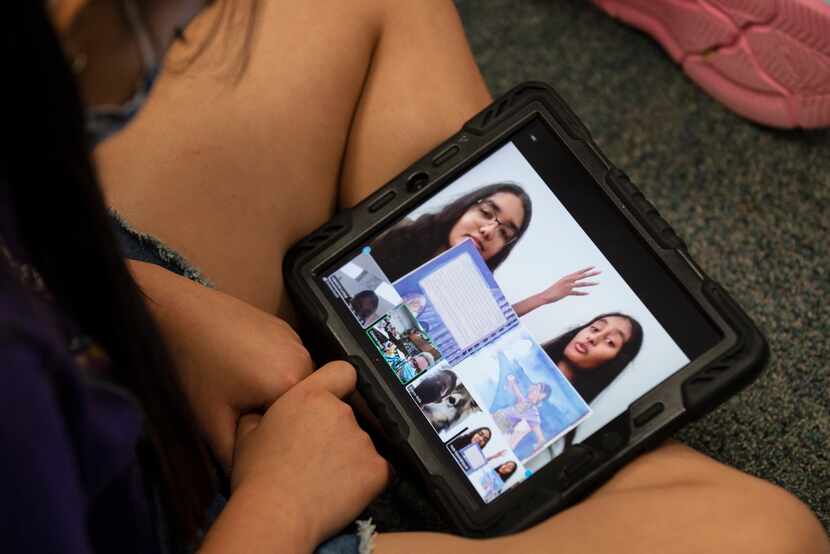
[326,140,690,502]
[328,239,590,503]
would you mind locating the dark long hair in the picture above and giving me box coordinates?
[5,3,214,543]
[496,461,518,482]
[371,183,533,281]
[448,426,492,451]
[543,313,644,404]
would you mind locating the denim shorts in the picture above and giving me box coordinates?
[316,521,376,554]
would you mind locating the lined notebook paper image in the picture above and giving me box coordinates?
[394,240,519,366]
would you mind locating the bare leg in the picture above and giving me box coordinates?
[96,0,489,314]
[334,0,491,207]
[376,442,829,554]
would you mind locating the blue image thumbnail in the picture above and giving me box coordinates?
[393,240,518,366]
[473,339,591,461]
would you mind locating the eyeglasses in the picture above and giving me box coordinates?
[474,199,519,243]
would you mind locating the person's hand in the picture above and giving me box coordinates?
[507,374,517,384]
[128,261,314,469]
[537,266,601,304]
[231,361,390,549]
[512,267,601,317]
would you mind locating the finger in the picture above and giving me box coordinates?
[570,291,590,296]
[577,269,602,278]
[236,412,262,441]
[567,266,595,278]
[302,360,357,399]
[573,281,599,287]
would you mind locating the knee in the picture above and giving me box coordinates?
[598,443,828,553]
[725,478,828,554]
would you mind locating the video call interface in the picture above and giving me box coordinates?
[324,121,720,504]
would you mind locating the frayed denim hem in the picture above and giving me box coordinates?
[315,519,377,554]
[109,209,214,288]
[356,519,377,554]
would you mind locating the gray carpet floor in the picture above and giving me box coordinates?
[455,0,830,532]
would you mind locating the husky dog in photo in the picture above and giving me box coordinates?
[421,383,480,433]
[410,369,458,406]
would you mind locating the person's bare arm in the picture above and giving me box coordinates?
[127,260,313,468]
[506,374,525,401]
[485,449,508,462]
[512,267,600,317]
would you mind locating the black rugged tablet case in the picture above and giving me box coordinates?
[283,82,768,536]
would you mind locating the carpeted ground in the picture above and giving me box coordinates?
[453,0,830,531]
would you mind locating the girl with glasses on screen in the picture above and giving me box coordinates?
[371,183,602,319]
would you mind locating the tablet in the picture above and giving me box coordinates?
[284,82,767,536]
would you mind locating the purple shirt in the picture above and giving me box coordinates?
[0,222,163,553]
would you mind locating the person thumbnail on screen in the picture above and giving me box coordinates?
[458,330,591,462]
[370,183,533,282]
[542,313,644,405]
[366,304,443,384]
[526,313,646,471]
[471,457,522,502]
[492,375,551,453]
[326,251,402,327]
[445,426,510,474]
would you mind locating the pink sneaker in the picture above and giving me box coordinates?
[592,0,830,128]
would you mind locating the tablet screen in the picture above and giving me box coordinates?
[323,118,721,503]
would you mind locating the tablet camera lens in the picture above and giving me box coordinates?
[407,172,429,192]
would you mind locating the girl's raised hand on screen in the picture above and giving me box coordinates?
[538,266,601,304]
[512,267,601,317]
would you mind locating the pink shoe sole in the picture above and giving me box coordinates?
[592,0,830,128]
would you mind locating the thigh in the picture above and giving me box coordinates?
[97,0,490,314]
[336,0,491,207]
[97,0,381,313]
